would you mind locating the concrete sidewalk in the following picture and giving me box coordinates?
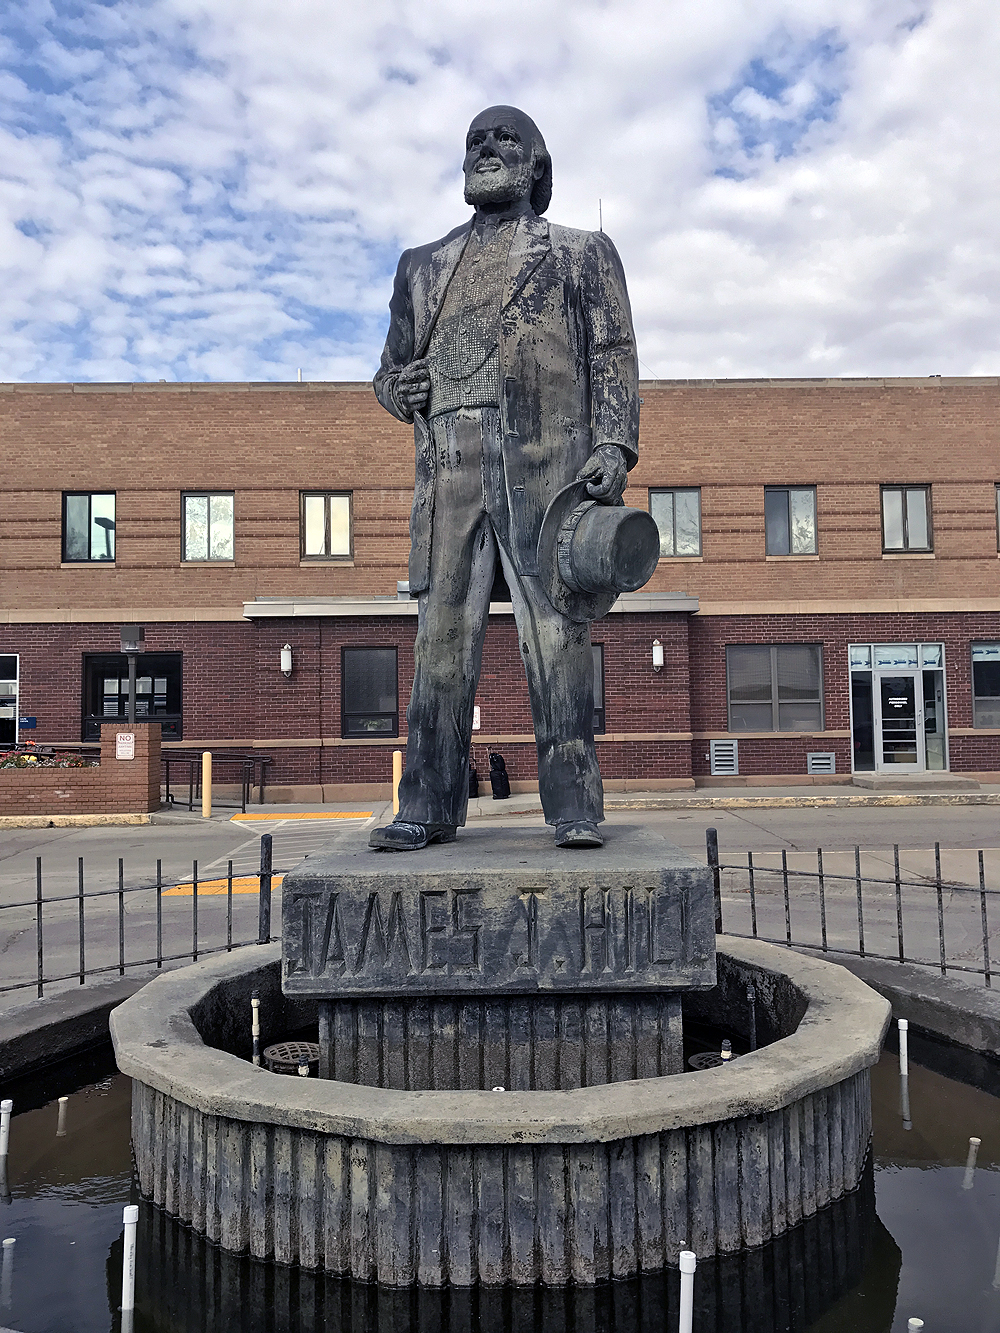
[140,779,1000,828]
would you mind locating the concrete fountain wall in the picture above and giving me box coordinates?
[111,937,890,1286]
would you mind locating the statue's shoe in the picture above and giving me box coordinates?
[554,820,604,849]
[369,822,457,852]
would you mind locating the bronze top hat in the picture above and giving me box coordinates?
[536,480,661,623]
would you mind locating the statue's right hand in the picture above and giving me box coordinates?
[396,358,431,414]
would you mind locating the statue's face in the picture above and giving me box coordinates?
[463,108,540,208]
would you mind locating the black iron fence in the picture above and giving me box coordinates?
[708,827,995,987]
[5,826,997,1002]
[0,836,275,999]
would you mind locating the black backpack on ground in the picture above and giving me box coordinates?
[489,752,510,800]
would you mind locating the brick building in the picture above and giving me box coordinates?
[2,376,1000,797]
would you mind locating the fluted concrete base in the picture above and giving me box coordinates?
[113,940,891,1285]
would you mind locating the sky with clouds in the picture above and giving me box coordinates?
[1,0,998,383]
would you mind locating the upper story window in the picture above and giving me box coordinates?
[764,487,816,556]
[301,492,352,560]
[63,493,115,562]
[182,493,234,562]
[649,488,701,557]
[592,643,605,734]
[881,485,931,552]
[727,643,824,732]
[342,647,398,737]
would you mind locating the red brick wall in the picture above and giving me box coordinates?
[689,610,1000,776]
[0,722,160,815]
[0,614,694,788]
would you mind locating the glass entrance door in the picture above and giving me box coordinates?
[850,644,948,774]
[875,672,923,770]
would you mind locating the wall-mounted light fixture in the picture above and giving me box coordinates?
[652,639,664,672]
[280,644,293,678]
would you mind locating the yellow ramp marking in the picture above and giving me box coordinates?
[230,811,372,822]
[164,874,285,897]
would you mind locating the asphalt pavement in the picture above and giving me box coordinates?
[2,797,999,1013]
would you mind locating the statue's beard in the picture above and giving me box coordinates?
[464,158,535,207]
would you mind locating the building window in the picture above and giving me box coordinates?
[342,648,398,737]
[764,487,816,555]
[972,644,1000,727]
[881,486,931,551]
[82,653,183,740]
[0,655,18,750]
[182,493,234,561]
[649,489,701,557]
[727,644,824,732]
[592,644,605,734]
[301,492,352,560]
[63,493,115,562]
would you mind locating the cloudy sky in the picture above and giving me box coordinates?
[1,0,998,383]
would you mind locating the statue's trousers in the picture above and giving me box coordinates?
[396,406,603,829]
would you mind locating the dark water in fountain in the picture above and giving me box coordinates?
[0,1033,998,1332]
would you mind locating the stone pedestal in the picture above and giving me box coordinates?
[281,824,716,1085]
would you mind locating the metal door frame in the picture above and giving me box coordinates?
[873,668,925,773]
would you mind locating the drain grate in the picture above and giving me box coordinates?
[263,1040,320,1075]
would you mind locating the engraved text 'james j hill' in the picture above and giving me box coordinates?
[284,883,695,987]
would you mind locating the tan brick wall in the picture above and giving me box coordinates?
[627,378,1000,610]
[3,377,999,618]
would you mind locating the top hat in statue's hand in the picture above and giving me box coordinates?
[536,480,661,623]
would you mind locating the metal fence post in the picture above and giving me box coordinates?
[706,827,722,934]
[192,860,199,962]
[979,850,992,988]
[935,841,947,975]
[118,858,125,977]
[78,857,86,985]
[258,834,272,944]
[35,858,43,999]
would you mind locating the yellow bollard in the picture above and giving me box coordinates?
[392,749,403,814]
[202,751,212,818]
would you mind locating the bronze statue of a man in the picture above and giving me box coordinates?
[369,105,640,852]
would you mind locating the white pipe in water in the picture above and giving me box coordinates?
[963,1136,982,1190]
[1,1237,14,1309]
[121,1204,139,1313]
[898,1018,908,1077]
[251,996,261,1067]
[678,1250,696,1333]
[0,1099,11,1157]
[908,1320,924,1331]
[900,1073,912,1131]
[56,1096,68,1138]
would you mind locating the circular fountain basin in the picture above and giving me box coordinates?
[110,938,890,1286]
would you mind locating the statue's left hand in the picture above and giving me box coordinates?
[576,445,627,504]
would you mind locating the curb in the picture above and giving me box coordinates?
[0,977,148,1082]
[473,792,1000,816]
[793,949,1000,1056]
[0,812,151,829]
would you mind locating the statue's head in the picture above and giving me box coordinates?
[463,106,552,215]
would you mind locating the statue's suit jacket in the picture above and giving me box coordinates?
[374,213,640,593]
